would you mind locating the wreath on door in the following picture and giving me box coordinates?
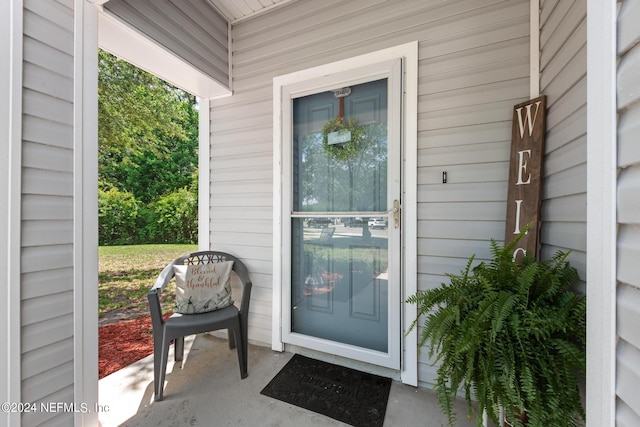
[321,117,366,161]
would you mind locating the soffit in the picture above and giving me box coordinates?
[206,0,298,23]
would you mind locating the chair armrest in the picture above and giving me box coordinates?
[148,260,179,329]
[151,260,179,292]
[148,288,164,330]
[239,280,252,320]
[231,258,252,320]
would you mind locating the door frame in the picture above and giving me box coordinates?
[272,42,418,385]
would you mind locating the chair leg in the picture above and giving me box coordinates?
[227,328,236,349]
[175,336,184,362]
[156,334,171,401]
[233,327,247,379]
[242,319,248,377]
[153,331,164,401]
[242,332,248,377]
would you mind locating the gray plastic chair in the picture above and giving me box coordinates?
[148,251,252,401]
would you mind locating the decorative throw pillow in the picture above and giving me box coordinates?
[173,260,234,314]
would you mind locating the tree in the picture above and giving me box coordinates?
[108,98,199,204]
[98,49,198,199]
[297,122,388,212]
[98,49,199,244]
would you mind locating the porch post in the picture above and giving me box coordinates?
[529,0,540,98]
[586,0,617,425]
[198,97,211,250]
[74,1,99,425]
[1,1,23,425]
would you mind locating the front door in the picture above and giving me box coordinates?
[284,68,402,368]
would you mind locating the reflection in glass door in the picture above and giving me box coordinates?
[290,78,395,356]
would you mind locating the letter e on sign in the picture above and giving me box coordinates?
[504,96,546,261]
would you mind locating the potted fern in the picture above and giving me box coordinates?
[407,234,586,427]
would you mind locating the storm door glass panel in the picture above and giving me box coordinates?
[291,79,389,352]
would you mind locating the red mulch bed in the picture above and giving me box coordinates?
[99,315,156,379]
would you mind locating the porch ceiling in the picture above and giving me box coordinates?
[206,0,298,23]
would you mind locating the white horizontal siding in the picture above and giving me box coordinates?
[104,0,229,87]
[419,220,504,241]
[20,0,75,422]
[421,121,511,149]
[22,195,73,221]
[22,168,73,197]
[616,339,640,419]
[539,0,587,280]
[22,36,73,78]
[420,182,508,203]
[21,315,73,354]
[618,101,640,169]
[539,221,585,252]
[420,201,507,221]
[421,99,517,131]
[23,62,73,102]
[419,141,511,168]
[212,0,530,387]
[22,116,73,149]
[618,399,640,427]
[545,104,585,153]
[617,0,640,423]
[22,10,73,57]
[23,142,73,172]
[618,284,640,350]
[23,89,73,125]
[20,268,73,300]
[618,0,640,55]
[418,238,496,260]
[618,168,640,223]
[21,365,74,426]
[540,193,586,221]
[22,337,74,380]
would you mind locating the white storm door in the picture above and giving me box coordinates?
[281,60,402,369]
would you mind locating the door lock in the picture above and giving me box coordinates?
[392,199,400,229]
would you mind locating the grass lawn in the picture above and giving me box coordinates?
[98,244,197,319]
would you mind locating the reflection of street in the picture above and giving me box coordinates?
[301,223,388,300]
[294,220,389,352]
[303,224,388,240]
[303,272,342,296]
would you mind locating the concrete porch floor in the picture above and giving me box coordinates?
[98,334,476,427]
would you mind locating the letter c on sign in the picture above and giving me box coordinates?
[512,247,526,262]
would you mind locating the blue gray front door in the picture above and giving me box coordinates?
[290,77,400,364]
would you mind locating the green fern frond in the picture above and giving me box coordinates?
[405,230,585,427]
[490,292,518,342]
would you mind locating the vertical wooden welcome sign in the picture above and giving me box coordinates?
[505,95,547,261]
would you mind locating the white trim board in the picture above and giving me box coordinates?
[198,97,211,250]
[74,2,99,425]
[586,0,617,426]
[1,1,23,425]
[97,9,231,100]
[530,0,540,98]
[272,41,419,386]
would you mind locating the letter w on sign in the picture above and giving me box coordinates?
[504,96,547,261]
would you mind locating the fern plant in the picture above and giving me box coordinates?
[407,234,586,427]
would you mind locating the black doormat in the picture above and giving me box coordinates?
[260,354,391,427]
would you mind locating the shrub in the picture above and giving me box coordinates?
[98,187,141,245]
[143,187,197,244]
